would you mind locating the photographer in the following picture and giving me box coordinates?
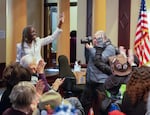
[80,30,116,115]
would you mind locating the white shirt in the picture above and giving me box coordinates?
[16,28,62,63]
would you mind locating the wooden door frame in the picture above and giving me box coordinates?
[118,0,131,49]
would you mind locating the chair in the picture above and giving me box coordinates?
[58,55,84,98]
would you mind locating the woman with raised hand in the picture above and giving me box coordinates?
[16,13,64,63]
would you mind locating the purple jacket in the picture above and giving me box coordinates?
[38,73,50,92]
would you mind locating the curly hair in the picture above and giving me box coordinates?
[126,66,150,105]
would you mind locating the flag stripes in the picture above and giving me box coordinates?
[134,0,150,66]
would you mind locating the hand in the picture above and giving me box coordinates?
[119,46,127,57]
[52,78,65,91]
[36,59,46,74]
[31,80,45,111]
[58,12,64,28]
[36,80,45,95]
[127,49,135,66]
[85,42,93,49]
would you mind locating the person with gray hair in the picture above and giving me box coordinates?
[2,81,37,115]
[0,62,32,114]
[80,30,116,115]
[0,62,46,115]
[21,55,85,115]
[20,54,65,92]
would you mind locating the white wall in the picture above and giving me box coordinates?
[70,6,77,31]
[106,0,118,47]
[76,0,87,64]
[76,0,119,63]
[76,0,148,63]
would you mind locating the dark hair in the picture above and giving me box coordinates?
[58,55,75,78]
[126,66,150,105]
[21,25,33,51]
[2,62,31,88]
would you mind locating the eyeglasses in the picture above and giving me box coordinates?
[112,58,129,72]
[115,62,128,71]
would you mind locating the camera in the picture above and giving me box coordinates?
[80,36,92,44]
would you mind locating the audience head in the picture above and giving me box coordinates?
[20,54,46,75]
[93,30,109,47]
[58,55,75,78]
[2,62,31,88]
[33,90,71,115]
[126,66,150,105]
[20,54,37,73]
[9,81,36,113]
[94,30,107,40]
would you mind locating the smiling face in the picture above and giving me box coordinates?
[28,27,37,41]
[23,26,37,44]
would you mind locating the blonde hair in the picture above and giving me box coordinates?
[94,30,107,40]
[9,81,36,109]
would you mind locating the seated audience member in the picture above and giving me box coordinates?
[121,66,150,115]
[20,54,64,92]
[58,55,83,98]
[33,90,85,115]
[0,62,45,114]
[2,81,37,115]
[0,62,32,114]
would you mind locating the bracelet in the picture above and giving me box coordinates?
[50,86,57,92]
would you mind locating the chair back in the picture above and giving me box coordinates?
[58,55,75,78]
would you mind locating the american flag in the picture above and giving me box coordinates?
[134,0,150,66]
